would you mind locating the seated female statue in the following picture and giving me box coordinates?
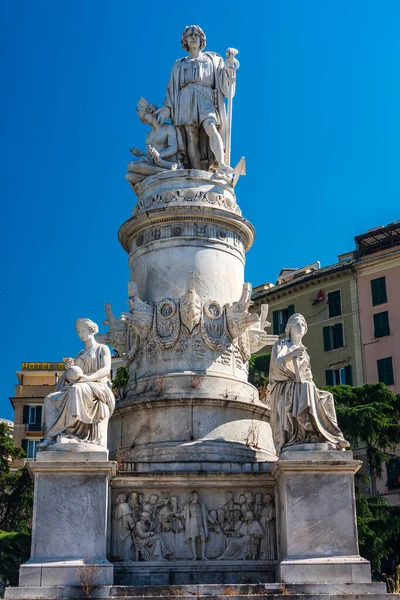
[268,313,349,454]
[38,318,115,449]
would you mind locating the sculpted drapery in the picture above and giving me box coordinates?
[40,318,115,449]
[164,51,229,167]
[268,313,349,454]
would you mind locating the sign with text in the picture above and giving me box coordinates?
[21,362,65,371]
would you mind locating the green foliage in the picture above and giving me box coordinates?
[248,353,271,387]
[324,383,400,582]
[0,530,31,587]
[324,382,400,479]
[355,491,400,577]
[0,423,33,590]
[111,365,129,398]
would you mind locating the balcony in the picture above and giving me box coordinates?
[24,423,43,432]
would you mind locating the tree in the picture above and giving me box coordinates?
[326,383,400,579]
[248,353,270,401]
[0,422,33,589]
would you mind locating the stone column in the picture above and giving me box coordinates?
[272,446,372,584]
[18,448,116,587]
[109,169,278,469]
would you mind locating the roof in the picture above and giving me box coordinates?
[355,221,400,257]
[252,260,354,301]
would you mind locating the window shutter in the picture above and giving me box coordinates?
[387,458,400,491]
[323,327,331,351]
[22,406,30,424]
[325,370,334,386]
[377,357,394,386]
[328,290,341,318]
[345,365,353,386]
[335,323,344,348]
[21,439,28,454]
[287,304,295,318]
[273,311,279,335]
[371,277,387,306]
[35,406,42,425]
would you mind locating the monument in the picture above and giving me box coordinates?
[6,24,396,600]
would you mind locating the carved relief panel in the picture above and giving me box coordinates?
[110,488,277,563]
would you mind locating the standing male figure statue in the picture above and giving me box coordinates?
[156,25,238,172]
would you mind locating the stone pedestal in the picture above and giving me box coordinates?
[109,170,277,470]
[272,448,372,584]
[18,449,116,587]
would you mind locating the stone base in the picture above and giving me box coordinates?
[277,555,372,584]
[19,451,116,588]
[19,559,113,587]
[115,560,275,585]
[5,582,395,599]
[272,449,372,585]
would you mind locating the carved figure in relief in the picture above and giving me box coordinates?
[121,282,154,340]
[222,491,241,533]
[253,493,264,520]
[247,304,279,354]
[96,303,128,355]
[156,25,238,172]
[128,492,141,523]
[268,313,350,453]
[183,491,214,561]
[180,272,202,333]
[170,496,185,533]
[134,512,169,561]
[259,494,276,560]
[219,511,263,560]
[38,319,115,449]
[142,494,162,531]
[126,98,183,189]
[240,492,255,516]
[226,284,259,340]
[111,494,135,561]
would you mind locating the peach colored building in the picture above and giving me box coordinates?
[353,222,400,506]
[354,224,400,394]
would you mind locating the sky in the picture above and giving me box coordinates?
[1,0,400,420]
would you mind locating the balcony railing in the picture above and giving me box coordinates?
[24,423,43,432]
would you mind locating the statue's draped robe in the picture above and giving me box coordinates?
[219,519,263,560]
[134,520,168,560]
[43,345,115,445]
[268,340,346,453]
[164,52,229,168]
[183,501,208,542]
[112,501,135,560]
[259,505,276,560]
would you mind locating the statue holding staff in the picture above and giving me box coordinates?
[156,25,239,172]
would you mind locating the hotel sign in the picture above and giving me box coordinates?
[21,362,65,371]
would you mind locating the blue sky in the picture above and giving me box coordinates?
[1,1,399,420]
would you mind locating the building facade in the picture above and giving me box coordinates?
[9,357,124,468]
[252,221,400,506]
[252,261,364,388]
[10,362,63,467]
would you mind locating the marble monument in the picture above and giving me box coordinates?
[6,23,395,600]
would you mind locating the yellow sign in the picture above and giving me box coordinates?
[21,362,65,371]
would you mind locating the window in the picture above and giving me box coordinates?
[325,365,353,386]
[371,277,387,306]
[272,305,295,335]
[377,357,394,386]
[387,457,400,490]
[327,290,342,318]
[323,323,344,351]
[21,439,40,459]
[22,405,42,431]
[373,311,390,338]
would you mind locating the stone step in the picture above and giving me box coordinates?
[5,583,398,600]
[109,582,388,596]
